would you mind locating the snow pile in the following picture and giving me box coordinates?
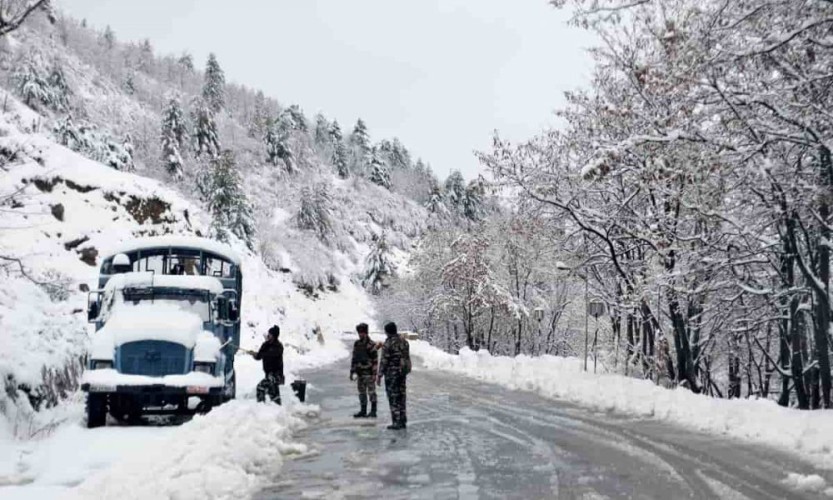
[412,342,833,466]
[781,473,828,494]
[74,401,312,500]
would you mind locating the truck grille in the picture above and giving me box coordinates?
[118,341,190,377]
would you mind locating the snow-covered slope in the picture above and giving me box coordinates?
[0,90,375,497]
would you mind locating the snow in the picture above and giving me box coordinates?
[94,303,204,348]
[102,272,226,295]
[782,473,827,493]
[82,370,224,389]
[412,342,833,468]
[105,236,241,265]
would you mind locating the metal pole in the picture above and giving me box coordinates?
[584,276,589,372]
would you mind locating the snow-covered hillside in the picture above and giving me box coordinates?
[0,89,379,497]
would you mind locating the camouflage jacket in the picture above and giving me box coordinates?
[350,337,378,376]
[379,334,411,377]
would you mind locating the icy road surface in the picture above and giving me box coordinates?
[254,355,828,500]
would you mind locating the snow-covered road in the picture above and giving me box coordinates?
[254,353,830,500]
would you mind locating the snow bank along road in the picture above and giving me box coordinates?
[254,352,831,500]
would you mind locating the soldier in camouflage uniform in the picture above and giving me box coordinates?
[350,322,378,418]
[377,322,411,430]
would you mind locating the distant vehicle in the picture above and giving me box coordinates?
[81,236,242,428]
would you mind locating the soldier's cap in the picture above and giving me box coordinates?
[356,323,369,334]
[384,322,397,335]
[268,325,280,337]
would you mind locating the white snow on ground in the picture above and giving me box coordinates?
[782,473,827,493]
[411,342,833,468]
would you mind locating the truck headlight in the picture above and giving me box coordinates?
[193,362,214,375]
[91,360,113,370]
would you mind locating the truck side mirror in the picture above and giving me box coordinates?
[87,301,99,323]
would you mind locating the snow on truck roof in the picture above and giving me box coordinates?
[104,272,225,295]
[105,236,241,265]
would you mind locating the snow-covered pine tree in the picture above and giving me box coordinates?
[362,232,397,295]
[462,177,486,221]
[202,53,225,113]
[329,121,349,178]
[138,39,153,73]
[191,97,220,159]
[53,114,81,150]
[13,52,50,110]
[102,25,115,50]
[369,148,391,189]
[160,97,187,179]
[178,53,194,73]
[287,104,308,132]
[205,150,256,249]
[314,113,331,148]
[265,115,294,173]
[349,118,371,175]
[350,118,370,152]
[47,63,71,112]
[248,90,268,139]
[425,178,447,215]
[124,72,135,95]
[444,170,466,209]
[296,182,333,239]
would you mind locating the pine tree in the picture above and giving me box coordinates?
[329,121,349,178]
[47,63,70,112]
[248,90,268,139]
[191,97,220,159]
[102,26,115,50]
[314,113,331,148]
[425,178,447,215]
[349,118,371,175]
[138,39,153,73]
[286,104,308,132]
[265,115,294,173]
[444,170,466,208]
[296,182,334,239]
[178,53,194,73]
[161,97,187,179]
[53,114,81,150]
[350,119,370,152]
[462,177,486,221]
[124,72,135,95]
[202,53,225,113]
[205,150,256,249]
[362,232,397,294]
[369,148,391,189]
[13,52,50,109]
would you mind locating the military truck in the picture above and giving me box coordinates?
[81,237,242,428]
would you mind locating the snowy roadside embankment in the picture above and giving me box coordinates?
[73,401,313,500]
[411,342,833,468]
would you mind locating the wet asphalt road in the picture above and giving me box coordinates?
[254,353,829,500]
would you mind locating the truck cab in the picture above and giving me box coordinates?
[81,236,242,428]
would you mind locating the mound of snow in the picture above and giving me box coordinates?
[412,342,833,467]
[74,401,312,500]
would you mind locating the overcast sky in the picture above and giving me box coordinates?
[57,0,596,180]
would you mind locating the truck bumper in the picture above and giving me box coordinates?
[81,382,222,396]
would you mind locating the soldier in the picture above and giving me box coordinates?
[349,322,378,418]
[377,322,411,430]
[253,325,284,404]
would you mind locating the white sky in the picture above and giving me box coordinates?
[57,0,596,180]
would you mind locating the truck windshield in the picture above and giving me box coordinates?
[120,287,211,322]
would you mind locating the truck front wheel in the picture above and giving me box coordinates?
[86,393,107,428]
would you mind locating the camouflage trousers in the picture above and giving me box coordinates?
[356,372,377,406]
[384,373,407,425]
[256,373,281,404]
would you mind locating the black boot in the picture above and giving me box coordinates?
[353,403,367,418]
[368,401,377,418]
